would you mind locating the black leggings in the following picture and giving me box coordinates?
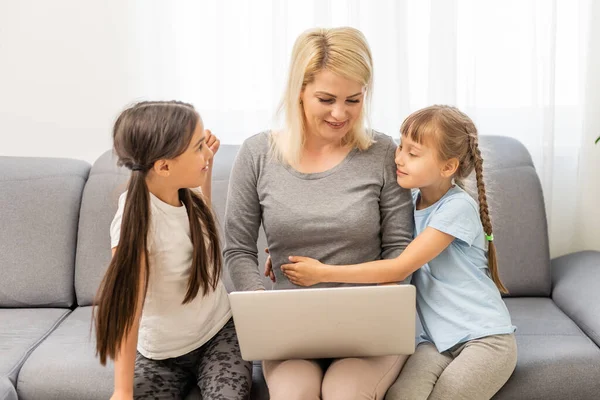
[133,319,252,400]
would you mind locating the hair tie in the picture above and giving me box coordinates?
[131,164,144,171]
[485,233,494,242]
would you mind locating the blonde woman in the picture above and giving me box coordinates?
[224,27,414,399]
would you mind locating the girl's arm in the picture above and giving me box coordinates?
[200,130,220,204]
[379,139,414,260]
[281,227,455,286]
[199,164,213,204]
[111,248,146,399]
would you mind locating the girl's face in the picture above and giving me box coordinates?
[169,118,213,189]
[394,134,449,190]
[300,69,365,144]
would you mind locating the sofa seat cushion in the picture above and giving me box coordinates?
[493,298,600,399]
[0,376,17,400]
[17,307,269,400]
[17,307,113,400]
[0,308,70,386]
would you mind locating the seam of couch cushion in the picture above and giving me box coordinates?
[514,333,587,336]
[571,320,599,344]
[547,301,600,348]
[7,309,71,385]
[552,301,600,345]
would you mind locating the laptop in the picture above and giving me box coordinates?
[229,284,416,361]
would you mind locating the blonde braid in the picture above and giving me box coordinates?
[468,132,508,294]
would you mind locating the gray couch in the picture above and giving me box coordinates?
[1,136,599,400]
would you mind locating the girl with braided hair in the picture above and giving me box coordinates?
[280,105,517,400]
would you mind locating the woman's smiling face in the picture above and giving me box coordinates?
[300,69,365,143]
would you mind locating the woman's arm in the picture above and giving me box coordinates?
[281,227,454,286]
[379,139,414,260]
[111,248,146,399]
[223,139,265,291]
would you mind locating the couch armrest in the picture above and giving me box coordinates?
[552,251,600,347]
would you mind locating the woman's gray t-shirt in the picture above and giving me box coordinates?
[224,131,414,291]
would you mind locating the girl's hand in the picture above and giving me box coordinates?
[205,129,220,161]
[281,256,326,286]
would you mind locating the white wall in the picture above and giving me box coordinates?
[1,0,599,256]
[0,1,142,163]
[574,0,600,252]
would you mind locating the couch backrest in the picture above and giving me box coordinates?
[467,136,551,296]
[73,151,129,306]
[0,156,90,307]
[74,146,271,306]
[74,135,551,304]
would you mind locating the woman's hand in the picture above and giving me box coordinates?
[264,248,276,282]
[281,256,327,286]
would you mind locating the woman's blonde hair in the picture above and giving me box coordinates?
[401,105,508,294]
[272,27,375,165]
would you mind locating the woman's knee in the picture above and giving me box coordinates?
[263,359,322,400]
[322,356,405,400]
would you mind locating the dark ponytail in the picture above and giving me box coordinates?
[94,101,222,364]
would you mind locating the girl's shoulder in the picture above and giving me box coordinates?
[437,186,479,214]
[429,187,483,245]
[422,186,482,228]
[414,186,479,218]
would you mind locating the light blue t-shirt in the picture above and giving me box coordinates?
[412,185,516,353]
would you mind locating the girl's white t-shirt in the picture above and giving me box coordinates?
[110,191,231,360]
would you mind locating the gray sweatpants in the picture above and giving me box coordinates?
[133,318,252,400]
[385,333,517,400]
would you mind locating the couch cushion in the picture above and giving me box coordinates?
[465,136,552,297]
[17,306,268,400]
[493,298,600,399]
[74,150,129,306]
[0,157,90,307]
[17,307,114,400]
[551,251,600,347]
[0,308,70,386]
[0,377,17,400]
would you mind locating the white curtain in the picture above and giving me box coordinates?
[130,0,600,257]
